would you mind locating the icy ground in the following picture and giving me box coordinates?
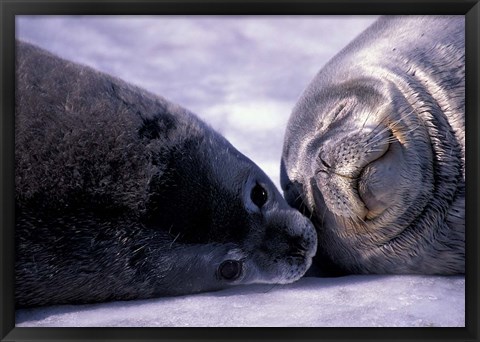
[16,275,464,327]
[15,15,465,327]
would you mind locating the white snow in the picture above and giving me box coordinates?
[15,15,465,327]
[16,276,464,327]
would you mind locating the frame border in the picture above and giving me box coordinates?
[1,1,478,341]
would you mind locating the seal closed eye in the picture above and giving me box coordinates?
[281,15,464,275]
[14,40,317,308]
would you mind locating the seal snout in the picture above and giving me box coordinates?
[288,213,318,261]
[274,209,317,262]
[312,125,392,221]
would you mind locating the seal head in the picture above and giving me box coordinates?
[281,16,464,275]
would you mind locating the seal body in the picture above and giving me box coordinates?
[15,41,317,308]
[281,16,464,275]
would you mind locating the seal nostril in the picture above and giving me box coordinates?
[218,260,242,281]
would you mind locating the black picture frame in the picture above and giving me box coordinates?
[1,1,478,341]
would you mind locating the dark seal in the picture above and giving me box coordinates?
[15,40,317,308]
[281,16,464,275]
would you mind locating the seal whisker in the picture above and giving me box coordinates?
[169,233,181,249]
[399,123,421,136]
[362,133,389,149]
[293,192,313,219]
[360,106,376,131]
[363,106,395,135]
[361,121,394,149]
[366,107,417,147]
[366,148,386,154]
[388,108,418,132]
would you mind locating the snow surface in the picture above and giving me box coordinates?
[16,275,464,327]
[15,15,465,327]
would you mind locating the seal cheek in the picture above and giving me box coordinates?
[358,141,404,219]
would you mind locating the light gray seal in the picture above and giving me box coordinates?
[15,40,317,308]
[281,16,464,275]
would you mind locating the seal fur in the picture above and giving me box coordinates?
[281,16,464,275]
[15,40,317,307]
